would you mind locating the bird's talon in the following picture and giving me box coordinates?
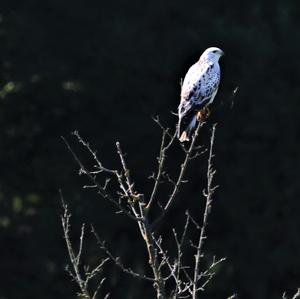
[196,111,203,121]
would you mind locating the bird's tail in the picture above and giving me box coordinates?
[178,114,197,142]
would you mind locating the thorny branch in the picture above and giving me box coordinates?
[62,120,225,299]
[151,121,205,228]
[61,195,109,299]
[146,117,177,212]
[114,140,166,298]
[164,121,204,211]
[91,225,154,282]
[61,135,141,222]
[192,124,218,299]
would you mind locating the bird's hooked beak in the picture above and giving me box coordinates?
[220,50,225,56]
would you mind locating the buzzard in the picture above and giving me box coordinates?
[177,47,224,142]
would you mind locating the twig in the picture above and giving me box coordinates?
[141,222,167,299]
[192,124,217,299]
[64,133,167,298]
[146,121,177,212]
[61,195,109,299]
[116,142,135,197]
[152,121,204,227]
[293,289,300,299]
[172,211,191,298]
[62,121,224,299]
[114,141,166,299]
[164,121,204,211]
[73,130,116,175]
[61,136,141,222]
[91,225,154,281]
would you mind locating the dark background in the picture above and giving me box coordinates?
[1,0,300,298]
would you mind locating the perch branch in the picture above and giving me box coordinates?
[152,121,205,227]
[192,124,218,299]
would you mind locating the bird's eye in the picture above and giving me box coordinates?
[212,50,217,53]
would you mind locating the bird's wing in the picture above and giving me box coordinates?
[178,62,220,118]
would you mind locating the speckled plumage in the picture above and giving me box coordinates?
[177,47,224,142]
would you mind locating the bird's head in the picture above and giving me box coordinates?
[200,47,224,62]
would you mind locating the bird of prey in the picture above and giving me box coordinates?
[177,47,224,142]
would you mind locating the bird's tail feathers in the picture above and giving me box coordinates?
[178,115,197,142]
[179,131,189,142]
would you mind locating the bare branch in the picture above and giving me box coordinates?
[198,256,226,291]
[141,224,167,298]
[146,128,167,211]
[152,115,175,140]
[172,212,191,298]
[114,142,167,299]
[146,119,177,211]
[152,121,205,227]
[192,124,218,299]
[61,136,141,222]
[61,195,108,299]
[293,289,300,299]
[91,225,154,282]
[186,211,201,230]
[62,122,227,299]
[153,235,174,278]
[116,141,135,197]
[92,278,107,299]
[73,130,116,175]
[164,121,204,211]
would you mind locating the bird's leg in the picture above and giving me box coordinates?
[196,106,211,121]
[196,110,204,121]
